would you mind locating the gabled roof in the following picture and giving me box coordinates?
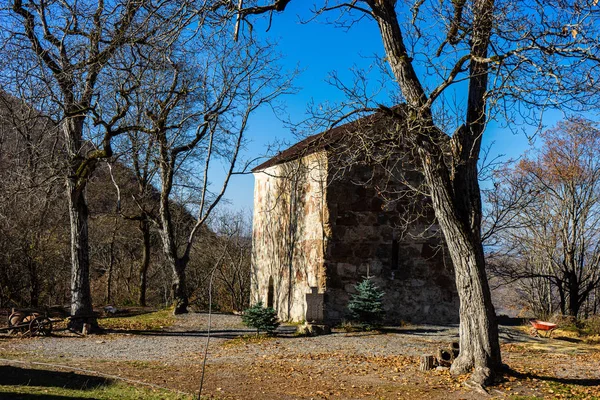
[252,108,401,172]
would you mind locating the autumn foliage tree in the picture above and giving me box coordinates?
[486,118,600,318]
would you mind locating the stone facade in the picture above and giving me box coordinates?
[251,128,459,325]
[251,152,329,321]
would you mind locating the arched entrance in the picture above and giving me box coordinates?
[267,276,274,309]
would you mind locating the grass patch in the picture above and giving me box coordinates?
[99,308,176,331]
[545,380,600,399]
[221,334,275,348]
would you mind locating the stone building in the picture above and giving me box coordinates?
[251,111,459,325]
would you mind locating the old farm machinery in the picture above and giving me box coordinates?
[1,308,64,337]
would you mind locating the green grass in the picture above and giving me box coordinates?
[98,308,176,331]
[0,364,192,399]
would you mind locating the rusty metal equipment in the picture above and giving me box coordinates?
[1,308,61,337]
[529,319,558,338]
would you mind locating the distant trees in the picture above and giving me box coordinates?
[486,118,600,319]
[0,93,68,308]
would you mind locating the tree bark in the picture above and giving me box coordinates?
[28,259,39,307]
[138,220,151,307]
[64,117,99,332]
[67,180,97,330]
[422,154,502,386]
[171,259,188,315]
[567,272,580,317]
[158,207,189,314]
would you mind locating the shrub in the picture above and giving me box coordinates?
[347,277,385,330]
[242,302,280,335]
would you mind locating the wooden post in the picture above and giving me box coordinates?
[419,355,436,371]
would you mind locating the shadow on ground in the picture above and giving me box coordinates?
[0,393,89,399]
[508,367,600,387]
[0,365,111,390]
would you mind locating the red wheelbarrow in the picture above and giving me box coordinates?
[529,319,557,338]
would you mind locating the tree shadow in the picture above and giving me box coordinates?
[0,392,89,399]
[507,367,600,387]
[553,336,583,344]
[0,365,111,390]
[103,328,256,339]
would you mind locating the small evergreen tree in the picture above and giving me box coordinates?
[347,277,385,329]
[242,302,280,335]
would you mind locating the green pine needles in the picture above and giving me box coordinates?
[242,302,280,335]
[347,277,385,329]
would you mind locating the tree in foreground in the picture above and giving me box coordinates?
[347,277,385,330]
[242,302,280,335]
[486,118,600,318]
[218,0,600,387]
[2,0,187,331]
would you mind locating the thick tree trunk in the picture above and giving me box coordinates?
[422,155,502,386]
[138,220,151,307]
[158,220,189,315]
[567,273,580,317]
[171,259,188,315]
[64,117,99,333]
[67,181,98,331]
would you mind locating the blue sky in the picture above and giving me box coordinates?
[217,5,561,213]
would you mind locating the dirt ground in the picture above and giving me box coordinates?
[1,312,599,399]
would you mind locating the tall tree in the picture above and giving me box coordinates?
[217,0,600,387]
[3,0,186,330]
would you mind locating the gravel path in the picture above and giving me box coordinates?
[3,313,464,364]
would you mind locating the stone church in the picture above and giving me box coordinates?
[251,110,459,325]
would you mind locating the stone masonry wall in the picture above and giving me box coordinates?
[324,163,459,325]
[251,152,329,322]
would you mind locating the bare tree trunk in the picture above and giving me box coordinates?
[67,180,97,330]
[172,259,188,314]
[105,218,118,304]
[64,117,98,332]
[422,154,502,386]
[27,259,39,307]
[138,220,151,307]
[158,210,189,314]
[567,273,580,317]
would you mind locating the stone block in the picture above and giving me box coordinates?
[296,323,331,336]
[337,263,357,277]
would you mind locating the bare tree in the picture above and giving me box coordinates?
[114,26,293,314]
[487,118,600,319]
[212,0,600,387]
[0,92,68,307]
[2,0,187,330]
[212,210,252,312]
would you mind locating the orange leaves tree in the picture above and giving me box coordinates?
[486,118,600,318]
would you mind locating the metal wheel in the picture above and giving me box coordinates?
[29,316,52,336]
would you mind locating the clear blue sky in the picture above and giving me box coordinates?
[216,5,562,213]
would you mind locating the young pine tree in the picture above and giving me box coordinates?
[242,302,279,335]
[347,277,385,329]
